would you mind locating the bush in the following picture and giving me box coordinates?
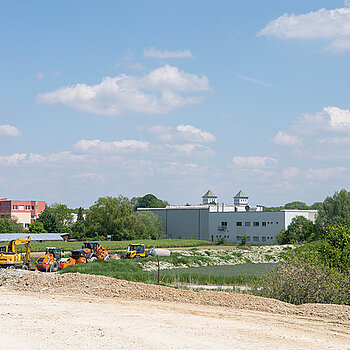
[241,235,247,245]
[253,259,350,305]
[216,237,227,245]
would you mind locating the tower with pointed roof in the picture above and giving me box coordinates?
[234,190,249,206]
[202,190,217,205]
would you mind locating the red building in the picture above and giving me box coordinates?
[0,198,45,229]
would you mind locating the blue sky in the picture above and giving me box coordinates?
[1,0,350,208]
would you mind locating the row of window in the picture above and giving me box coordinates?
[221,221,279,228]
[237,236,274,242]
[12,205,35,211]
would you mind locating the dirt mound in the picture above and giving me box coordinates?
[4,271,350,322]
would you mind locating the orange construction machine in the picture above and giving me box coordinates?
[35,247,62,272]
[59,242,110,269]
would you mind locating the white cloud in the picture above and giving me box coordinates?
[37,65,209,116]
[232,156,277,168]
[258,5,350,51]
[0,151,88,166]
[272,131,302,146]
[143,47,193,59]
[74,173,103,180]
[304,167,346,180]
[293,107,350,134]
[166,143,214,156]
[283,167,300,179]
[238,75,273,87]
[0,153,27,165]
[36,72,44,80]
[74,139,150,153]
[148,124,215,143]
[0,125,22,137]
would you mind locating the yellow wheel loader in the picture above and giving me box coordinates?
[122,243,148,259]
[0,236,31,269]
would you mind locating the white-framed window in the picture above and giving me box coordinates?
[253,236,259,242]
[25,205,31,210]
[262,222,266,227]
[262,236,266,242]
[245,222,250,227]
[236,222,242,226]
[19,205,24,210]
[12,205,18,210]
[253,222,259,227]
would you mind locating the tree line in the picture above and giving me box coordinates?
[0,193,167,241]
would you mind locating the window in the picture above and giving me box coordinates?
[31,215,36,219]
[245,222,250,227]
[12,205,18,210]
[221,221,227,227]
[253,222,259,227]
[262,222,266,227]
[236,236,242,242]
[247,236,251,242]
[31,205,34,210]
[25,205,31,210]
[25,223,29,228]
[262,236,266,242]
[19,205,24,210]
[236,222,242,227]
[276,222,279,224]
[253,236,259,242]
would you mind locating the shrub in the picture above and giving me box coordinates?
[240,235,247,245]
[253,259,350,305]
[216,237,227,245]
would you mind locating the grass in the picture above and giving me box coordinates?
[60,254,276,286]
[28,239,213,252]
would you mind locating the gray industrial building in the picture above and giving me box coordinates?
[138,190,317,244]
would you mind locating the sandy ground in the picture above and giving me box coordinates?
[0,288,349,350]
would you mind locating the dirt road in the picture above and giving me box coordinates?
[0,288,349,350]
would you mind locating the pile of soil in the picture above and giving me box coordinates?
[3,271,350,322]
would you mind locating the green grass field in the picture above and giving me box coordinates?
[28,239,213,252]
[60,254,276,286]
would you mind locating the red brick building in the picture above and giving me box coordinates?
[0,198,45,229]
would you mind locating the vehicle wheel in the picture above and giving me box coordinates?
[134,255,140,259]
[90,257,97,262]
[103,255,110,261]
[21,265,28,270]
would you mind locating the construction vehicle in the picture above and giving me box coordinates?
[35,247,63,272]
[122,243,148,259]
[59,241,110,269]
[0,236,31,269]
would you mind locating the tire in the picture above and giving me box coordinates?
[90,257,97,262]
[21,265,28,270]
[103,255,110,261]
[134,255,140,259]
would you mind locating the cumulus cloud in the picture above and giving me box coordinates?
[0,125,22,137]
[143,47,193,59]
[166,143,214,156]
[0,152,88,165]
[258,5,350,51]
[37,65,209,116]
[272,131,302,146]
[304,167,346,180]
[147,124,216,143]
[232,156,277,168]
[283,167,300,179]
[74,139,150,153]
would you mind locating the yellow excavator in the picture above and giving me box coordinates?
[0,236,31,269]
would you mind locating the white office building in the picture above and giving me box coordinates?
[138,190,317,244]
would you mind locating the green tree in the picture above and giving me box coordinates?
[28,221,46,233]
[277,216,315,244]
[0,218,13,233]
[131,194,169,210]
[71,220,86,240]
[241,235,247,245]
[49,203,74,229]
[37,208,60,232]
[319,222,350,272]
[85,196,140,240]
[315,189,350,232]
[77,207,85,221]
[136,211,164,239]
[284,201,309,210]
